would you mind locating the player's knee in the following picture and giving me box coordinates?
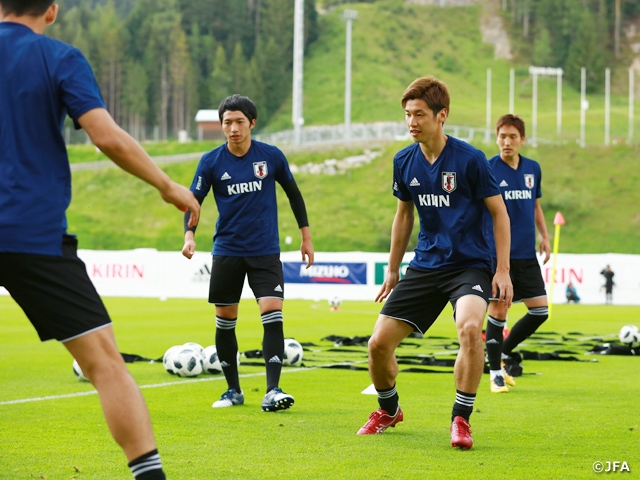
[368,334,395,359]
[456,319,483,344]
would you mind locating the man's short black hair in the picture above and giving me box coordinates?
[218,94,257,124]
[0,0,54,16]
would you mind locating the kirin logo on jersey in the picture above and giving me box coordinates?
[524,174,535,189]
[442,172,457,193]
[253,161,268,179]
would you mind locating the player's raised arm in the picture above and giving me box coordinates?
[78,108,200,226]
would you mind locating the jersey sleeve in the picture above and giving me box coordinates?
[392,156,411,201]
[274,147,294,184]
[57,48,106,129]
[468,151,500,200]
[535,162,543,199]
[190,153,213,197]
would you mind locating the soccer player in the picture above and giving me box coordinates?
[0,1,200,479]
[356,76,513,450]
[483,114,551,394]
[181,94,314,412]
[600,265,614,304]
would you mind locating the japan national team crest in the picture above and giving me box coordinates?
[524,174,535,189]
[253,161,268,179]
[441,172,457,193]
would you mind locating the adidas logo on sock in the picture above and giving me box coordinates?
[274,284,283,292]
[220,361,231,367]
[409,177,421,187]
[499,179,508,187]
[472,284,484,292]
[221,172,231,180]
[268,355,282,363]
[486,338,499,344]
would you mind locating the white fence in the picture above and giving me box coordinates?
[2,251,638,306]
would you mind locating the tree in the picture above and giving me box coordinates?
[565,8,606,92]
[210,45,233,107]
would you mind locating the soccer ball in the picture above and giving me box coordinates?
[618,325,639,345]
[172,347,203,377]
[329,296,342,310]
[163,345,183,375]
[72,359,89,382]
[202,345,222,374]
[283,338,304,366]
[182,342,205,359]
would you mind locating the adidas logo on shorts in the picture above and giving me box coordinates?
[472,285,484,293]
[274,285,283,292]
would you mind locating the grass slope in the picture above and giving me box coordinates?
[266,1,638,145]
[67,140,640,253]
[0,297,638,479]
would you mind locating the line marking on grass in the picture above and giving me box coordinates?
[0,361,366,406]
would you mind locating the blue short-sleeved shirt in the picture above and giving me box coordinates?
[190,140,294,256]
[0,23,105,256]
[393,136,500,270]
[483,154,542,259]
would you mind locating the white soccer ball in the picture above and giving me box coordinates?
[283,338,304,366]
[182,342,205,359]
[202,345,222,374]
[72,359,89,382]
[329,296,342,309]
[163,345,183,375]
[172,347,203,377]
[619,324,639,345]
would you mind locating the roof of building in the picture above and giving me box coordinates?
[195,109,220,122]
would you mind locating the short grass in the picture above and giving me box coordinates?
[0,297,638,479]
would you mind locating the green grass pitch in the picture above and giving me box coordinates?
[0,296,638,479]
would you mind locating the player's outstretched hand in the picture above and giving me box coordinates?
[492,270,513,308]
[159,182,200,228]
[301,238,314,268]
[375,270,400,303]
[182,238,196,259]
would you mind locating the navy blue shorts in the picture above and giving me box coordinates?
[0,235,111,342]
[208,254,284,305]
[380,267,492,334]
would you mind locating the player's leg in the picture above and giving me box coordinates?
[486,298,510,392]
[246,254,291,411]
[0,242,166,479]
[209,256,246,408]
[356,314,413,434]
[64,328,165,478]
[501,296,548,355]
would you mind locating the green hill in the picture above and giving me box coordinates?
[65,1,640,254]
[67,141,640,254]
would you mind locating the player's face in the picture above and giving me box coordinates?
[496,124,525,161]
[222,110,255,146]
[404,99,447,143]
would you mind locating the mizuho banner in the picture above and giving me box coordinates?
[283,262,367,284]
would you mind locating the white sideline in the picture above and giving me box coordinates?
[0,362,364,406]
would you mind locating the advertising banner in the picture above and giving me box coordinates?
[283,262,367,284]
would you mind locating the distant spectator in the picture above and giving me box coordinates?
[565,283,580,303]
[600,265,615,304]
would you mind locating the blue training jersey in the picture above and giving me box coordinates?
[483,154,542,260]
[190,140,294,256]
[393,136,501,270]
[0,22,105,256]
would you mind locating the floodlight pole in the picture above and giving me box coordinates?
[630,68,635,144]
[343,9,358,143]
[531,70,538,147]
[484,68,492,143]
[605,68,611,146]
[509,68,515,114]
[292,0,304,145]
[580,67,587,148]
[556,69,563,143]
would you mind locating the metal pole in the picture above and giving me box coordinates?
[532,72,538,147]
[292,0,304,145]
[605,67,610,146]
[557,71,563,143]
[630,68,635,144]
[580,67,586,148]
[509,68,515,114]
[343,10,358,142]
[484,68,492,143]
